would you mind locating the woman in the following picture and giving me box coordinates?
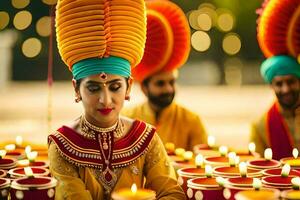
[48,0,185,199]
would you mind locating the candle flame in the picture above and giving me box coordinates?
[195,154,204,168]
[207,135,215,148]
[24,167,34,177]
[252,178,262,190]
[0,150,6,158]
[293,148,299,159]
[228,152,236,166]
[264,148,272,160]
[239,162,247,177]
[15,136,23,146]
[281,164,291,177]
[5,144,16,151]
[174,148,185,157]
[219,146,228,156]
[291,177,300,190]
[18,159,30,166]
[234,156,240,166]
[25,145,32,155]
[205,165,213,178]
[131,183,137,194]
[183,151,193,161]
[27,151,38,162]
[248,142,256,153]
[216,176,226,187]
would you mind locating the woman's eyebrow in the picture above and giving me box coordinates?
[85,79,123,85]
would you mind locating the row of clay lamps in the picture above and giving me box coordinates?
[0,144,57,200]
[167,142,300,200]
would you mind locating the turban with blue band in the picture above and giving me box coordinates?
[260,55,300,83]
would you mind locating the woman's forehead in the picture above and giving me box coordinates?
[83,74,125,82]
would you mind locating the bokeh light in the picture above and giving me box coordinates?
[36,16,51,37]
[222,33,241,55]
[22,38,42,58]
[42,0,57,5]
[191,31,211,52]
[0,12,10,30]
[224,58,243,86]
[217,9,235,32]
[12,0,30,9]
[197,13,212,31]
[188,10,202,30]
[13,10,32,30]
[198,3,218,26]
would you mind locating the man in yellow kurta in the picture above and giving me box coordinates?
[250,55,300,160]
[122,1,207,151]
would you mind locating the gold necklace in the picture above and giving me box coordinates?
[80,116,125,139]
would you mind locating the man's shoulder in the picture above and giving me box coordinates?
[173,102,200,118]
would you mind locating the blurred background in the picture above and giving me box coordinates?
[0,0,275,149]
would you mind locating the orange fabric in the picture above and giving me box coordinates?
[56,0,146,70]
[132,0,190,82]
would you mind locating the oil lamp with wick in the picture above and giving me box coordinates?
[262,163,294,190]
[281,148,300,169]
[281,177,300,199]
[111,183,156,200]
[204,146,229,167]
[186,165,226,200]
[0,150,17,170]
[177,154,206,196]
[247,148,280,170]
[10,167,57,200]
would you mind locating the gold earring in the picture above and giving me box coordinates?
[75,96,82,103]
[125,96,130,101]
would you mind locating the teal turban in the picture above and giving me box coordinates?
[72,56,130,80]
[260,55,300,83]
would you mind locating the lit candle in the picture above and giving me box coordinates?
[5,144,16,151]
[248,142,256,154]
[293,148,299,159]
[239,162,247,177]
[27,151,38,162]
[25,145,31,155]
[281,163,291,178]
[219,146,228,157]
[208,135,216,148]
[205,165,213,178]
[292,177,300,190]
[195,154,204,168]
[216,176,226,187]
[228,152,236,166]
[15,136,23,147]
[264,148,272,161]
[0,150,6,159]
[24,167,34,178]
[183,151,193,161]
[175,148,185,158]
[252,178,262,191]
[111,183,156,200]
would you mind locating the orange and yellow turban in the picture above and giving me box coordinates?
[55,0,147,80]
[257,0,300,58]
[132,0,190,82]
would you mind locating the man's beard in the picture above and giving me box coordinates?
[148,92,175,110]
[276,90,300,109]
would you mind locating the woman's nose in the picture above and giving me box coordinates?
[99,89,112,106]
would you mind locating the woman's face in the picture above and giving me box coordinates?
[75,74,131,127]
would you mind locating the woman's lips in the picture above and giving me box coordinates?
[98,108,113,115]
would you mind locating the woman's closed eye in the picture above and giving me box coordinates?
[87,85,101,93]
[109,83,121,92]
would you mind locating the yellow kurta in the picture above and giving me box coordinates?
[122,102,207,150]
[250,102,300,156]
[48,133,185,200]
